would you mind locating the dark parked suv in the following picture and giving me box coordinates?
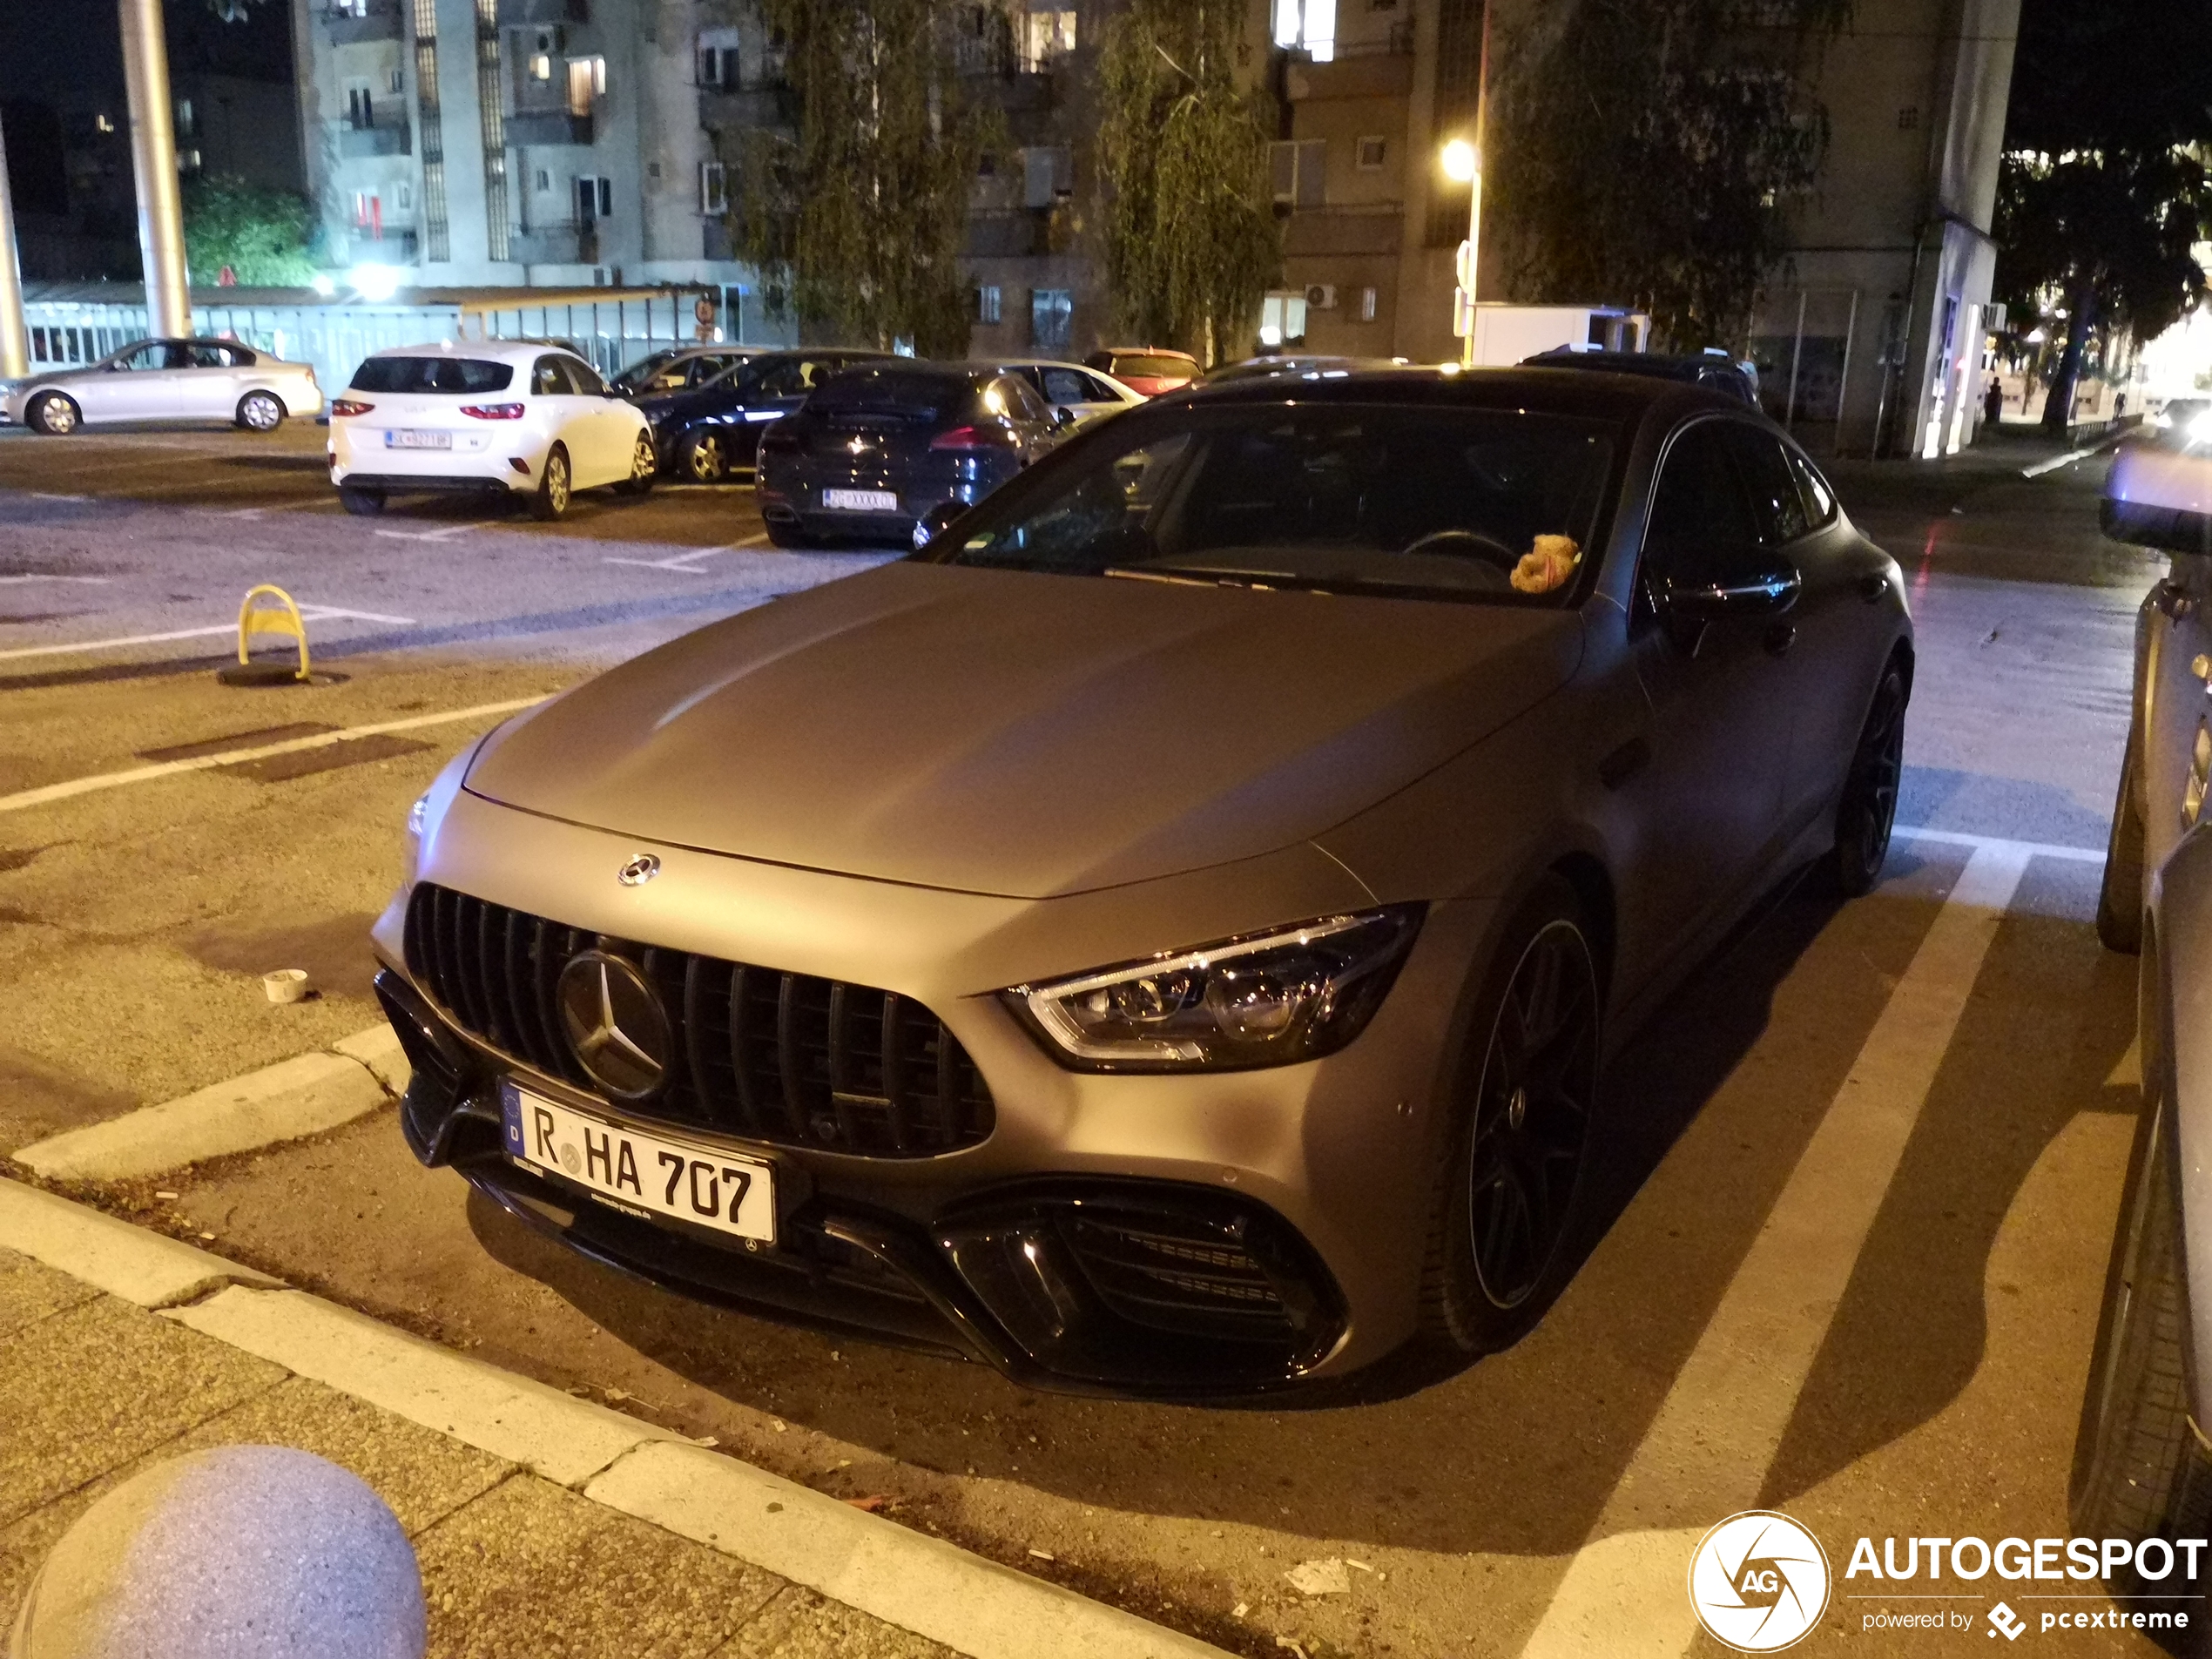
[756,362,1069,549]
[637,348,891,482]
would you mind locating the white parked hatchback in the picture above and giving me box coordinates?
[327,341,655,520]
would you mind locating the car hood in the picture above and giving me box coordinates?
[464,561,1583,899]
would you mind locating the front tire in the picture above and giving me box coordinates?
[1420,875,1602,1354]
[28,393,79,436]
[337,485,386,516]
[2072,1055,2212,1614]
[530,444,572,521]
[236,390,286,432]
[612,431,657,496]
[2101,724,2148,954]
[1831,658,1908,896]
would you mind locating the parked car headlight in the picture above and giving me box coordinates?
[1006,906,1424,1071]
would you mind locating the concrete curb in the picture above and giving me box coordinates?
[587,1441,1227,1659]
[10,1025,410,1179]
[0,1178,1233,1659]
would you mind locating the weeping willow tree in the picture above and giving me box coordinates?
[727,0,995,355]
[1489,0,1851,347]
[1096,0,1278,366]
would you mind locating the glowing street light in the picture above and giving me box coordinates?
[1440,138,1478,184]
[349,263,401,302]
[1442,138,1483,368]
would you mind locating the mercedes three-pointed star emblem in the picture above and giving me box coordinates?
[555,950,671,1101]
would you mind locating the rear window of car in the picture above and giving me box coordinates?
[1113,354,1194,380]
[811,368,968,421]
[348,357,516,395]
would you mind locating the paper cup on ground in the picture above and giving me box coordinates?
[262,969,310,1005]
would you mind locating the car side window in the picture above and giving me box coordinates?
[187,343,245,368]
[1643,421,1763,594]
[156,342,193,369]
[1081,373,1120,403]
[1040,368,1089,406]
[995,374,1052,424]
[748,359,801,397]
[116,344,164,371]
[567,359,607,396]
[1723,424,1811,545]
[1788,449,1838,527]
[531,356,574,397]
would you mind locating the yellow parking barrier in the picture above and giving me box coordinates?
[220,584,311,685]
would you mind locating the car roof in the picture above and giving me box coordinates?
[1095,346,1198,360]
[367,340,586,365]
[1178,363,1751,423]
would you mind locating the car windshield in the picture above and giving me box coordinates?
[350,357,516,395]
[610,350,680,391]
[926,402,1618,606]
[811,368,964,421]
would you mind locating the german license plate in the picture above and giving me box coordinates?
[386,428,452,449]
[821,488,897,511]
[501,1081,776,1244]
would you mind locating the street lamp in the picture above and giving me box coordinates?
[1441,138,1481,368]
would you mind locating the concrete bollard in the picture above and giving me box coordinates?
[7,1446,424,1659]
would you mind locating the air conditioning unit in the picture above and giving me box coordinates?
[1305,283,1338,310]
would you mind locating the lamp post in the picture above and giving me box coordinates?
[119,0,192,340]
[1441,138,1480,369]
[0,110,29,381]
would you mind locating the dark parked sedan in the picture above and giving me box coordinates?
[375,368,1908,1396]
[755,361,1069,550]
[636,348,891,482]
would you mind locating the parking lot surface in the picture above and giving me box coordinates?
[0,421,2169,1655]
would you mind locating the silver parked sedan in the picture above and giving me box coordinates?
[3,338,324,434]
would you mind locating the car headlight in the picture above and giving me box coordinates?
[2189,413,2212,444]
[1006,906,1424,1071]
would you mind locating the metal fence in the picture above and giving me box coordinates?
[18,283,754,396]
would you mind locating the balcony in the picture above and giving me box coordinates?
[347,228,418,263]
[493,0,586,23]
[320,0,402,45]
[336,121,411,158]
[1284,208,1405,258]
[699,84,798,132]
[506,110,593,147]
[964,206,1076,260]
[510,226,592,265]
[1284,27,1417,100]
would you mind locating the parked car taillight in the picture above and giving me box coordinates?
[929,424,1017,451]
[461,402,527,421]
[329,399,374,417]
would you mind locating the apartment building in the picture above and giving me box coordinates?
[1264,0,2020,455]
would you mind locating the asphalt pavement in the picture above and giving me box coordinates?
[0,420,2166,1656]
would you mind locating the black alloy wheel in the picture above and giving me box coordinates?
[1832,660,1907,896]
[684,432,725,482]
[1422,876,1601,1352]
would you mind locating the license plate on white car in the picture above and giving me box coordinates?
[821,488,898,512]
[500,1081,777,1244]
[386,428,452,450]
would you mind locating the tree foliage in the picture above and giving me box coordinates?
[1096,0,1278,366]
[1995,0,2212,429]
[1488,0,1848,348]
[726,0,993,355]
[181,173,318,287]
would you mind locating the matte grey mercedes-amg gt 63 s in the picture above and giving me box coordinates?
[374,367,1912,1396]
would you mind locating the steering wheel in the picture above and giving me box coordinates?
[1399,528,1523,566]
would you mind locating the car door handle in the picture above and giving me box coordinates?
[1858,572,1891,603]
[1764,622,1797,656]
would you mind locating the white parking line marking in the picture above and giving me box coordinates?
[1893,823,2104,862]
[27,492,87,502]
[1520,842,2033,1658]
[373,521,496,543]
[0,575,108,586]
[0,605,416,662]
[604,534,771,575]
[0,696,542,816]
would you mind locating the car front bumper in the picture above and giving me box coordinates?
[375,786,1497,1394]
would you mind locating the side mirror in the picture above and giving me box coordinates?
[1053,405,1078,429]
[1651,559,1801,655]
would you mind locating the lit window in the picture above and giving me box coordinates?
[1023,9,1076,69]
[1359,287,1378,322]
[567,55,605,117]
[175,98,195,136]
[529,52,551,81]
[1272,0,1336,61]
[1258,291,1310,347]
[699,160,726,214]
[977,285,1001,325]
[1030,287,1072,349]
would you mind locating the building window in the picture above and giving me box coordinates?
[1269,138,1326,207]
[534,167,550,192]
[1355,135,1386,170]
[1023,9,1076,70]
[395,180,414,211]
[175,98,195,137]
[698,31,740,90]
[388,68,404,94]
[1272,0,1337,62]
[1258,291,1309,347]
[351,190,383,233]
[179,148,202,172]
[332,0,368,16]
[977,284,1001,325]
[567,55,605,117]
[1359,286,1378,321]
[576,174,612,222]
[699,160,726,214]
[346,84,376,129]
[1031,287,1072,349]
[1022,145,1071,208]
